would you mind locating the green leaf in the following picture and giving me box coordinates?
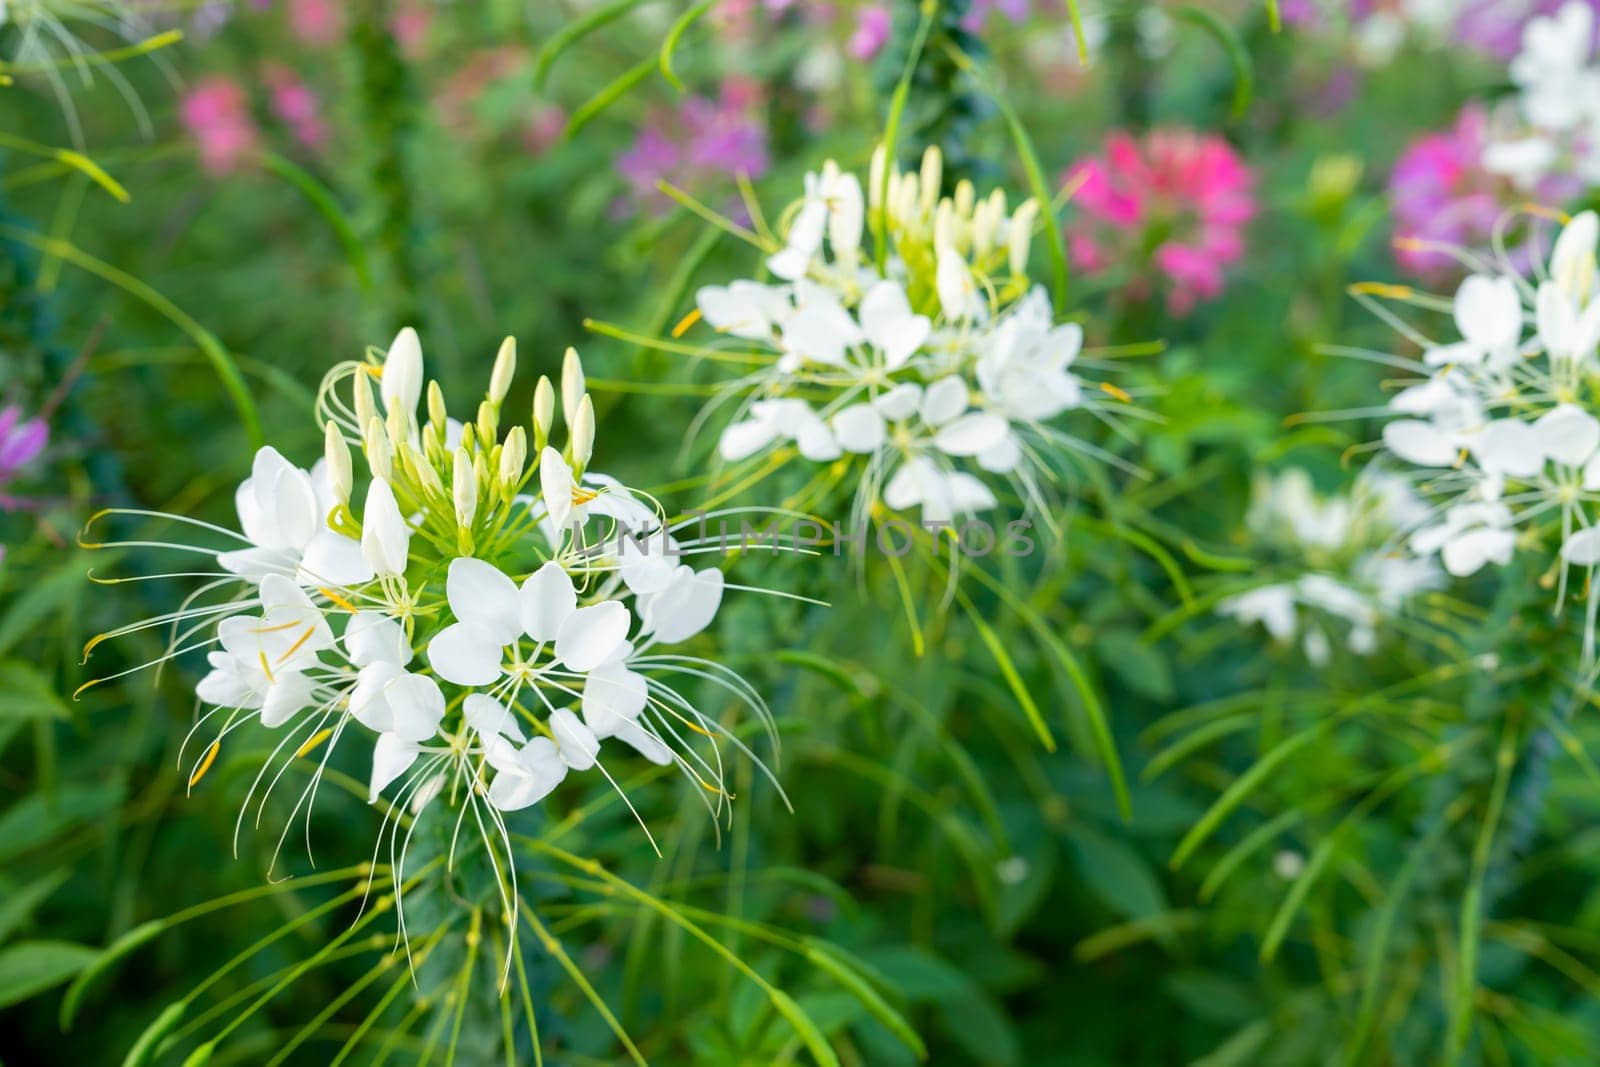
[0,870,68,945]
[0,783,125,866]
[0,660,70,720]
[0,940,97,1009]
[1067,827,1165,921]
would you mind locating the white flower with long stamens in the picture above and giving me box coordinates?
[1353,208,1600,661]
[1217,469,1443,664]
[84,331,800,972]
[668,144,1147,534]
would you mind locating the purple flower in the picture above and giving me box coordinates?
[0,404,49,512]
[849,5,892,59]
[613,79,769,215]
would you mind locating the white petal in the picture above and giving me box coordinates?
[1537,282,1577,355]
[1454,274,1522,353]
[550,708,600,770]
[583,660,650,735]
[977,432,1023,473]
[360,478,411,577]
[387,673,445,742]
[793,416,842,461]
[300,531,374,586]
[643,567,724,644]
[919,377,969,427]
[934,412,1010,456]
[1564,526,1600,565]
[859,281,929,368]
[426,622,505,687]
[540,447,576,531]
[1534,404,1600,467]
[446,557,522,644]
[874,384,922,421]
[345,611,411,668]
[719,418,781,461]
[781,302,863,365]
[464,693,527,743]
[555,601,631,673]
[1472,418,1544,478]
[369,732,420,803]
[1442,528,1515,576]
[349,661,403,733]
[521,561,578,643]
[381,326,423,416]
[613,719,673,765]
[1383,419,1457,467]
[831,404,886,453]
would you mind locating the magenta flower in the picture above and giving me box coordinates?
[181,76,259,176]
[1065,127,1257,316]
[849,5,892,58]
[263,65,328,152]
[288,0,343,46]
[615,80,770,215]
[1388,104,1577,278]
[0,405,48,512]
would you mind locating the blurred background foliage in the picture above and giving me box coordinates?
[7,0,1600,1064]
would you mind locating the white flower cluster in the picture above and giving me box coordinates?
[1218,469,1442,665]
[1482,2,1600,191]
[688,146,1132,526]
[90,330,779,857]
[1373,210,1600,651]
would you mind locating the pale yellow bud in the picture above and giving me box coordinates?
[489,336,516,405]
[571,394,595,472]
[386,403,410,452]
[919,146,942,218]
[1009,199,1040,277]
[476,399,498,447]
[533,375,555,447]
[954,179,975,219]
[560,347,585,426]
[352,371,376,434]
[868,144,887,214]
[499,426,527,489]
[363,416,392,482]
[452,447,476,528]
[324,421,352,505]
[426,379,447,429]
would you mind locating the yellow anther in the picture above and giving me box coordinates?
[258,650,276,684]
[571,484,599,505]
[1099,382,1133,402]
[1349,281,1415,300]
[189,740,220,788]
[319,585,358,613]
[671,307,703,338]
[276,624,318,665]
[296,728,334,758]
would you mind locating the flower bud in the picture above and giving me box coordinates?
[533,375,555,447]
[452,447,476,528]
[386,403,410,452]
[426,379,447,430]
[352,370,376,435]
[571,394,595,472]
[868,144,886,215]
[363,416,392,482]
[489,335,516,405]
[954,178,975,219]
[381,326,423,416]
[1009,199,1039,277]
[324,421,352,505]
[500,426,527,490]
[918,146,942,218]
[560,347,585,426]
[476,399,498,447]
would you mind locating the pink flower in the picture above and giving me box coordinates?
[614,80,769,215]
[288,0,343,47]
[1388,104,1580,278]
[181,76,259,176]
[263,65,328,151]
[849,5,892,59]
[524,105,567,156]
[0,404,48,512]
[391,4,432,57]
[1065,127,1256,316]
